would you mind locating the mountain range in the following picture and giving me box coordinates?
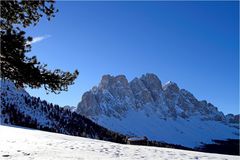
[76,73,239,148]
[0,73,239,150]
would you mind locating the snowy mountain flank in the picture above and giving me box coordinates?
[0,125,239,160]
[0,80,126,144]
[77,73,239,148]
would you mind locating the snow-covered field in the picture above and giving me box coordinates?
[0,125,239,160]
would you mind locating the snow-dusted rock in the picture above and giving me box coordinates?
[77,74,136,118]
[76,73,239,148]
[130,78,153,108]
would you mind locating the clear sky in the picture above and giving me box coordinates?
[25,1,239,114]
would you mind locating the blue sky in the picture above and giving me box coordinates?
[25,1,239,114]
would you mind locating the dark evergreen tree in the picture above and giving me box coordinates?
[0,0,79,93]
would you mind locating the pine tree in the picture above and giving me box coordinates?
[0,0,79,93]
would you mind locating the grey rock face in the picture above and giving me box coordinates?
[77,91,100,117]
[226,114,240,124]
[78,74,135,118]
[129,78,154,108]
[77,73,238,124]
[140,73,163,101]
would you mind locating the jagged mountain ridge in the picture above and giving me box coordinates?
[77,73,239,148]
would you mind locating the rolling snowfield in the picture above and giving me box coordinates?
[0,125,239,160]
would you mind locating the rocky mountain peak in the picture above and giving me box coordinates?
[1,79,238,149]
[99,74,114,89]
[163,81,179,92]
[140,73,162,91]
[76,74,239,148]
[115,75,128,82]
[129,77,154,108]
[77,73,238,125]
[99,74,129,90]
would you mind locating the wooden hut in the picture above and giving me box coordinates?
[127,136,148,145]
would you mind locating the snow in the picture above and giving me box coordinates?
[77,74,239,148]
[0,125,238,160]
[94,110,239,148]
[162,81,177,90]
[0,80,55,127]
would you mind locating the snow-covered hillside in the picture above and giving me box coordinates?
[0,125,239,160]
[0,80,126,144]
[77,73,239,148]
[94,110,239,148]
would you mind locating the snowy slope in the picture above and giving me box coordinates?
[95,110,238,148]
[0,125,239,160]
[0,80,127,144]
[77,74,239,148]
